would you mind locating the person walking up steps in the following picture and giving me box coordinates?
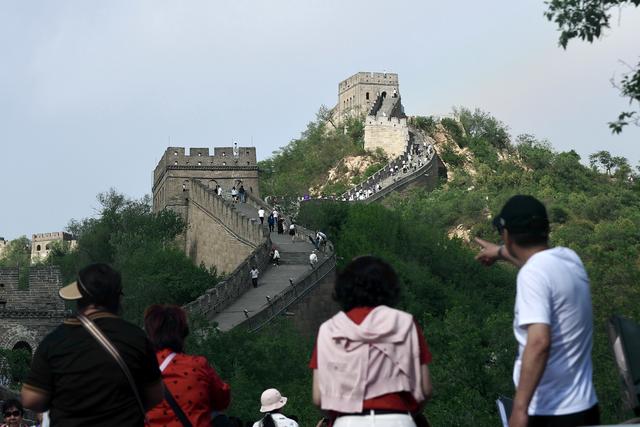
[258,208,265,224]
[267,213,275,233]
[475,195,599,427]
[289,222,296,242]
[250,266,259,288]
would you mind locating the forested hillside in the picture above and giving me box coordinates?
[2,108,639,425]
[261,107,640,425]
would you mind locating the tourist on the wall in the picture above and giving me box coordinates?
[288,222,296,242]
[311,256,433,427]
[239,185,246,203]
[252,389,299,427]
[267,213,275,232]
[258,208,265,224]
[309,251,318,269]
[271,247,280,266]
[277,217,285,235]
[1,398,28,427]
[231,186,238,203]
[250,266,260,288]
[21,263,164,427]
[475,195,599,427]
[144,304,231,427]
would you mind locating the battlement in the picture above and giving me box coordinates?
[339,72,399,94]
[153,146,258,187]
[0,266,66,312]
[32,232,74,242]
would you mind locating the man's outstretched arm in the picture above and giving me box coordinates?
[474,237,522,268]
[509,323,551,427]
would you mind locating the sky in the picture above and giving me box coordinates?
[1,1,639,240]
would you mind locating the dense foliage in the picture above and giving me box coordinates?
[289,108,640,424]
[46,190,219,324]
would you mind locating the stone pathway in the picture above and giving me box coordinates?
[211,201,318,331]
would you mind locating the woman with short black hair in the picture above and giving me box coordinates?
[1,398,28,427]
[310,256,433,427]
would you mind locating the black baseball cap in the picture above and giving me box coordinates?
[492,195,549,234]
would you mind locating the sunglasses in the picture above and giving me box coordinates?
[4,410,21,417]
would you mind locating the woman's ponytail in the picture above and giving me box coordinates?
[261,413,276,427]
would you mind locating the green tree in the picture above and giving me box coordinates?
[544,0,640,132]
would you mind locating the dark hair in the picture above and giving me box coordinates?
[2,398,23,416]
[333,256,400,311]
[144,304,189,352]
[76,263,122,314]
[261,414,276,427]
[508,230,549,248]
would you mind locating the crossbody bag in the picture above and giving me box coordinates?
[78,314,193,427]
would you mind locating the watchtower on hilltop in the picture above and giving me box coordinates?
[337,72,400,121]
[152,146,260,216]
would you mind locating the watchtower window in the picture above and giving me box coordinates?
[45,244,50,250]
[198,161,202,166]
[173,151,178,156]
[222,152,226,157]
[197,152,202,157]
[247,161,250,165]
[222,162,226,166]
[36,244,41,251]
[366,92,370,100]
[174,161,178,165]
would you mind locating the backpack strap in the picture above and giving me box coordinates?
[76,313,147,420]
[157,351,193,427]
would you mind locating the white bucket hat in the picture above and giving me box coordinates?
[259,388,287,413]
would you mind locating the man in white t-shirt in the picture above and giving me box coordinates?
[250,266,259,288]
[475,195,598,427]
[258,208,265,224]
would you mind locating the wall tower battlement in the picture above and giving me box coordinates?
[337,71,400,121]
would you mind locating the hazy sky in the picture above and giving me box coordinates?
[1,1,639,240]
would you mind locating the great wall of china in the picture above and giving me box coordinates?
[0,71,444,355]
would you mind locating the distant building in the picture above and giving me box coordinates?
[31,232,76,264]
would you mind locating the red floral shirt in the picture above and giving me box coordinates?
[147,349,231,427]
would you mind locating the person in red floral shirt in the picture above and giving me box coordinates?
[144,305,231,427]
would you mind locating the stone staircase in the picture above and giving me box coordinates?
[192,195,336,332]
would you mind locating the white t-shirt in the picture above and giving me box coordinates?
[273,210,279,219]
[513,247,597,416]
[258,209,265,218]
[250,268,259,279]
[309,253,318,264]
[252,413,298,427]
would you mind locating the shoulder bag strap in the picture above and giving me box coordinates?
[157,352,193,427]
[76,313,148,420]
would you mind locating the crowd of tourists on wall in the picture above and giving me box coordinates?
[341,140,436,202]
[2,195,603,426]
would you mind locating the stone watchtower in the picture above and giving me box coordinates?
[152,146,265,273]
[0,266,67,354]
[152,146,260,216]
[337,72,400,121]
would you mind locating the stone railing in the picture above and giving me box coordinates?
[190,180,266,246]
[364,159,436,204]
[182,240,272,320]
[239,251,337,333]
